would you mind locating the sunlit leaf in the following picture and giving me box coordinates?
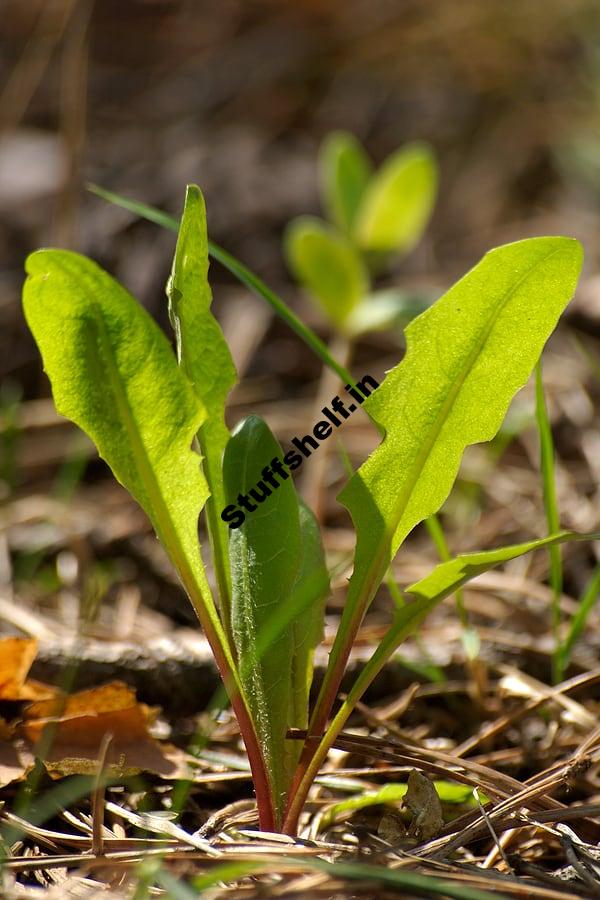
[22,250,236,688]
[311,237,583,737]
[167,184,237,627]
[307,529,600,812]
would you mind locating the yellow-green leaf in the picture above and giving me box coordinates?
[355,141,437,254]
[167,184,237,628]
[22,250,234,677]
[310,237,583,739]
[319,131,373,235]
[284,216,368,328]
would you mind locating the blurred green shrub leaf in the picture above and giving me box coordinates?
[284,216,368,328]
[319,130,373,235]
[344,287,438,336]
[354,141,438,255]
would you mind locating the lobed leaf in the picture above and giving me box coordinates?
[22,250,235,675]
[167,184,237,627]
[354,141,437,254]
[319,131,373,235]
[310,237,583,737]
[284,216,368,328]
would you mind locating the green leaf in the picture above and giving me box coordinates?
[167,184,237,629]
[243,497,329,775]
[558,562,600,675]
[223,415,303,824]
[405,531,600,605]
[310,237,583,737]
[345,238,583,591]
[351,533,600,703]
[284,216,368,328]
[319,131,373,234]
[22,250,235,679]
[535,361,563,682]
[355,141,437,254]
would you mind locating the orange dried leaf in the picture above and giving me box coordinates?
[24,681,148,722]
[0,637,57,701]
[22,680,186,779]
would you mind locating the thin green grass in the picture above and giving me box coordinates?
[557,561,600,678]
[535,360,563,682]
[424,514,479,660]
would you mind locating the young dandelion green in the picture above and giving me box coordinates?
[24,178,596,835]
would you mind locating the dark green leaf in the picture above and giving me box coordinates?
[223,415,302,823]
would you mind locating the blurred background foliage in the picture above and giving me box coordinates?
[4,0,600,395]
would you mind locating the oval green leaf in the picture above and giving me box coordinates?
[355,141,438,254]
[319,131,373,235]
[284,216,368,328]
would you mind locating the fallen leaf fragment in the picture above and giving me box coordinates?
[0,637,58,701]
[402,769,444,841]
[21,681,197,779]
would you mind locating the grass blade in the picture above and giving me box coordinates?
[535,360,563,682]
[557,561,600,677]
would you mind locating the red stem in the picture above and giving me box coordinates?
[201,618,276,832]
